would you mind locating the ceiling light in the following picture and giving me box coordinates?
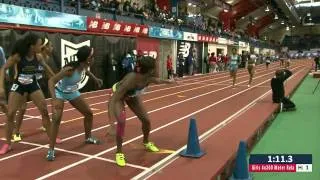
[192,4,196,7]
[309,17,312,21]
[274,14,278,19]
[224,9,229,12]
[188,3,192,6]
[292,25,295,28]
[307,12,311,16]
[286,26,290,31]
[281,21,284,24]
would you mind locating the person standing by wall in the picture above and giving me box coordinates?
[166,55,173,79]
[209,52,217,73]
[177,53,184,78]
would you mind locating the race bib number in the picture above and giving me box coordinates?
[11,84,19,91]
[18,74,34,85]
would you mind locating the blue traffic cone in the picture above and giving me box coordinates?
[230,141,252,180]
[180,118,205,158]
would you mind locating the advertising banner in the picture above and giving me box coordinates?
[0,3,86,30]
[148,26,183,40]
[87,17,148,37]
[183,32,198,42]
[217,37,228,45]
[198,35,218,43]
[177,40,203,73]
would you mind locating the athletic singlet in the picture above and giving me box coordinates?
[112,82,146,98]
[16,56,41,85]
[248,54,257,65]
[230,55,239,65]
[56,70,82,93]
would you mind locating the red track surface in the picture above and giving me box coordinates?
[0,60,311,180]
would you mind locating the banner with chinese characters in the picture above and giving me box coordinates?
[197,35,218,43]
[86,17,148,37]
[0,3,86,30]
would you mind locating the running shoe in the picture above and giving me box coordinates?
[0,144,11,155]
[144,142,159,152]
[46,149,55,161]
[39,126,46,132]
[85,137,100,144]
[11,133,22,142]
[116,153,126,167]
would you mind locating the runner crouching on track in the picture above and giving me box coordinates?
[247,52,257,87]
[12,38,60,143]
[47,45,103,161]
[107,56,177,167]
[0,34,54,155]
[229,48,240,87]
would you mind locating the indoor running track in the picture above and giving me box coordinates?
[0,60,311,180]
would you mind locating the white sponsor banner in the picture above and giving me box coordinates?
[183,32,198,41]
[61,39,91,90]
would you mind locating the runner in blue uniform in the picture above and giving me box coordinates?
[46,45,103,161]
[107,56,177,167]
[12,38,58,142]
[229,48,240,87]
[0,34,54,154]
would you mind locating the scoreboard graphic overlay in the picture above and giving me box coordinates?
[249,154,312,173]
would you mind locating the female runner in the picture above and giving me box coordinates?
[0,33,53,154]
[47,45,103,161]
[247,52,257,87]
[12,38,56,142]
[229,48,240,87]
[108,56,177,167]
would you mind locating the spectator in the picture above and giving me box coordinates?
[209,52,217,73]
[177,53,184,78]
[166,55,173,79]
[121,52,135,78]
[109,0,119,11]
[204,53,210,73]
